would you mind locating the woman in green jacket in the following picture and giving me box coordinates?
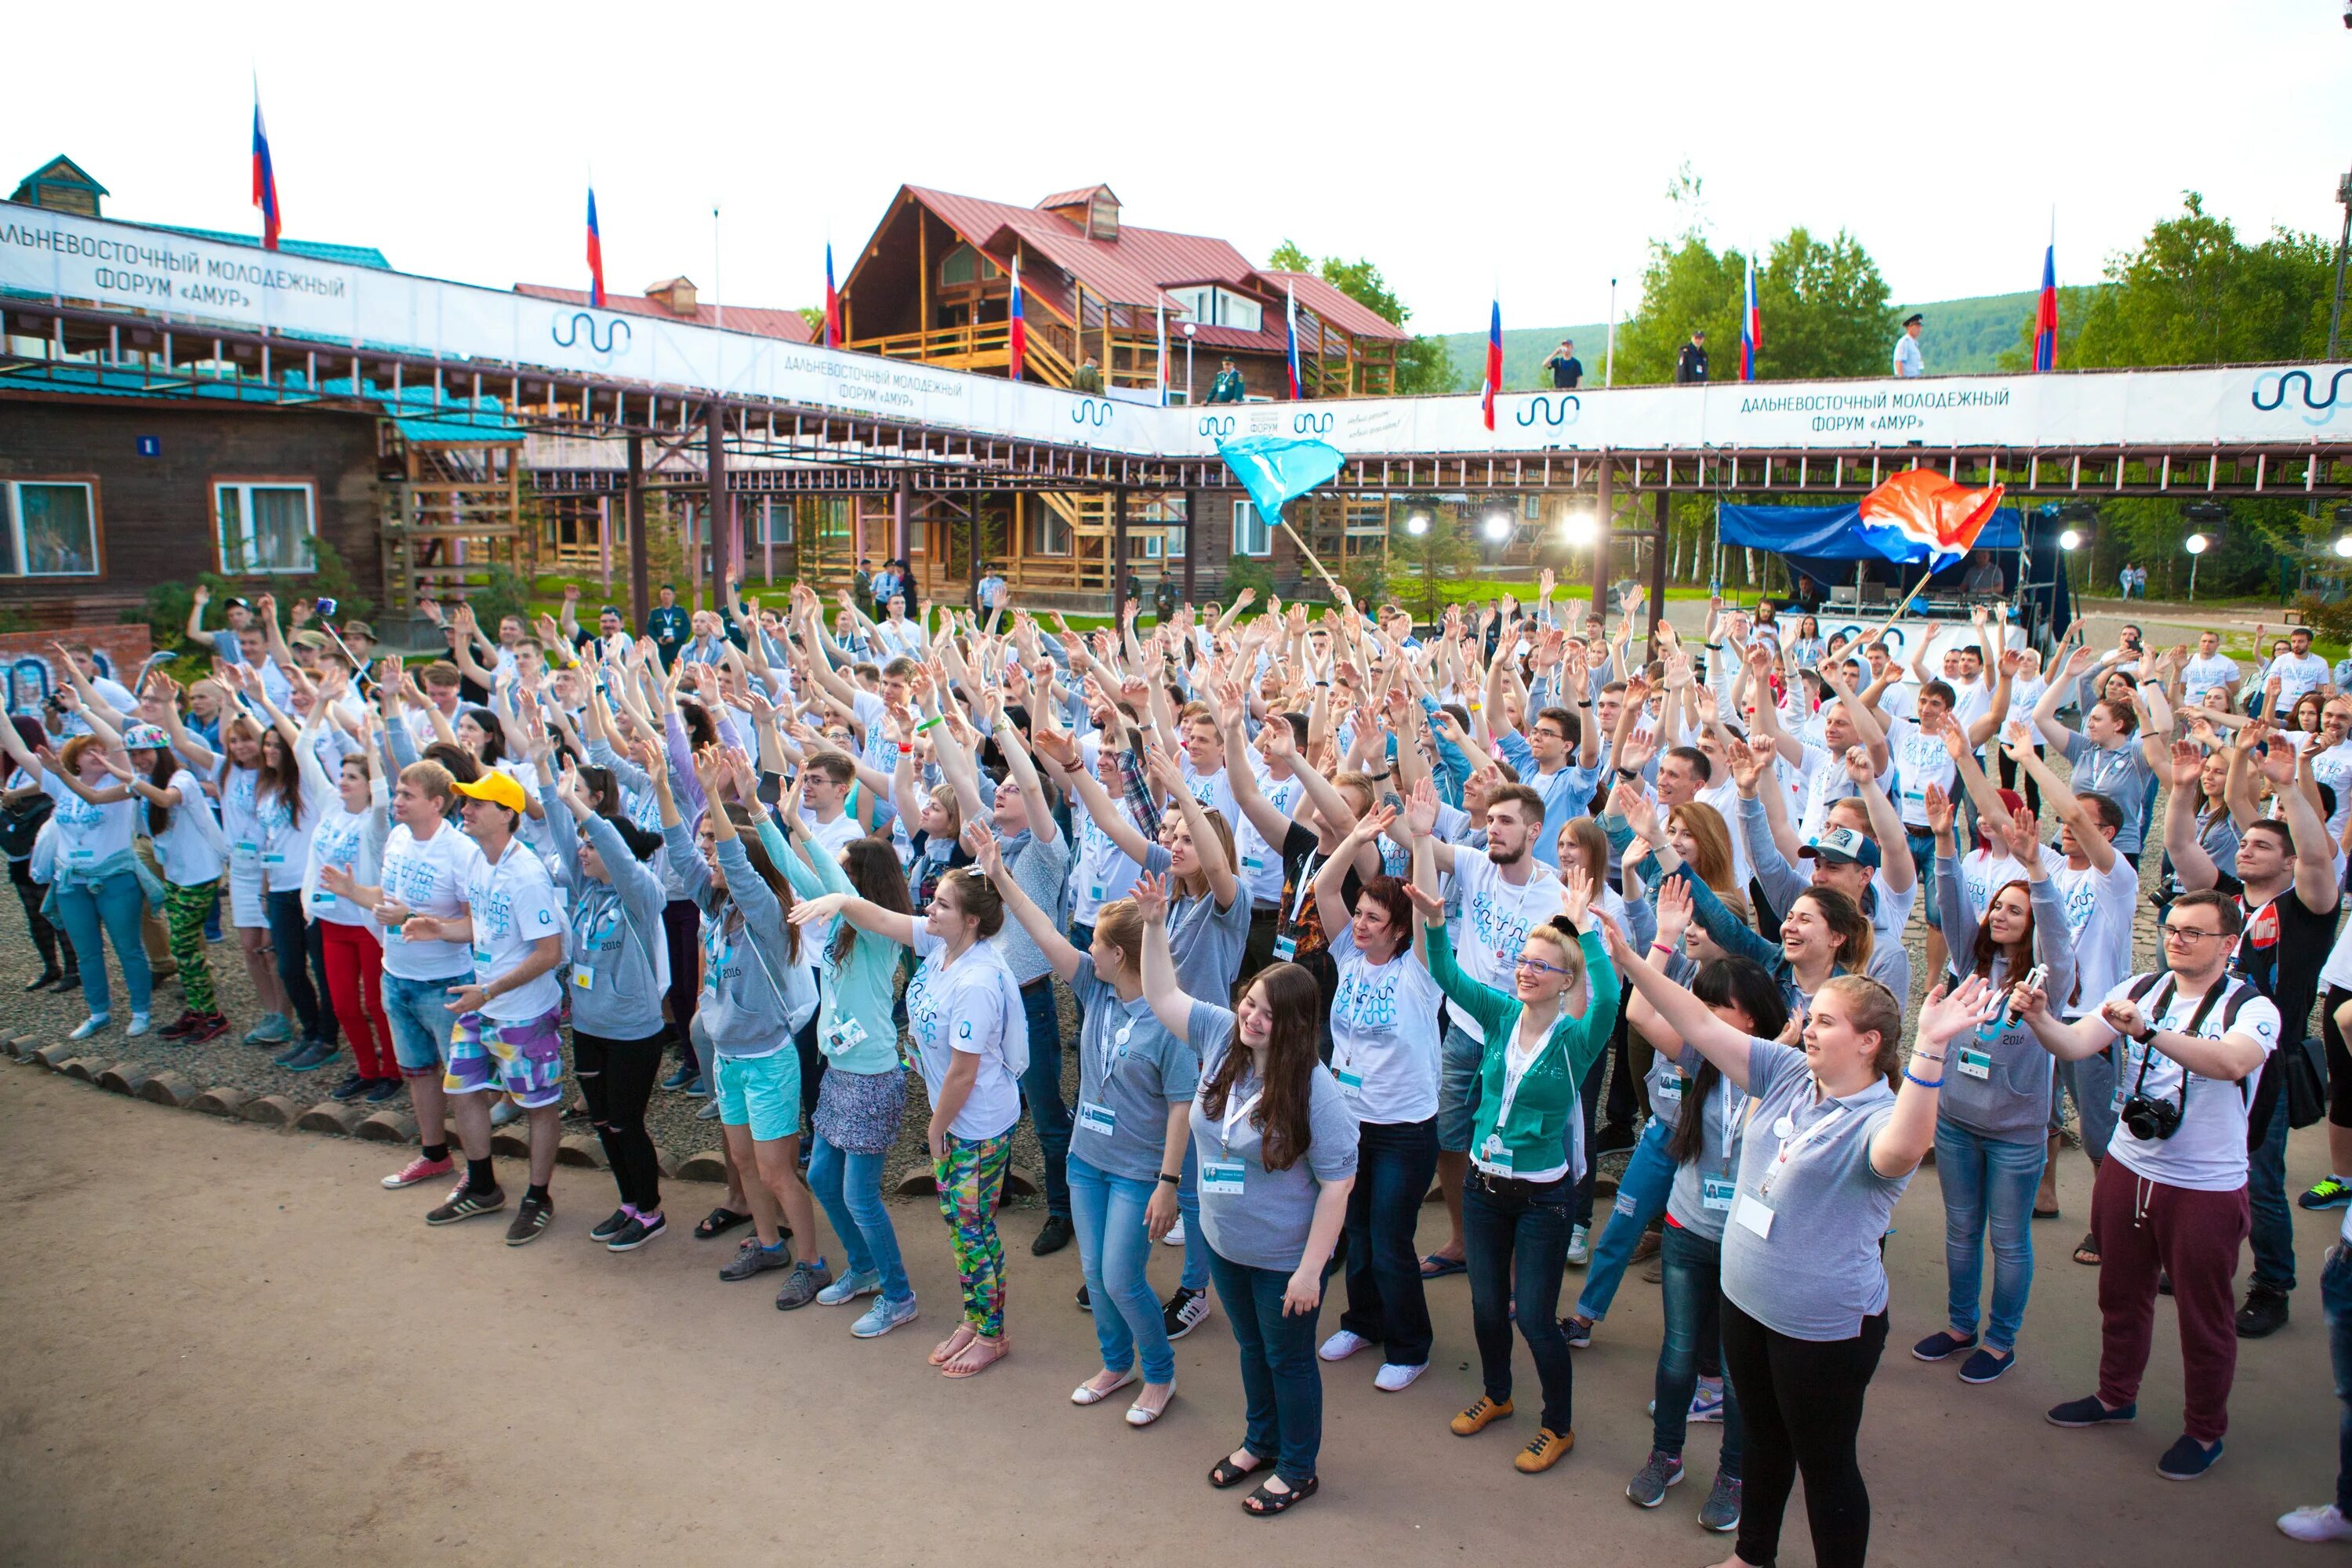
[1406,865,1620,1475]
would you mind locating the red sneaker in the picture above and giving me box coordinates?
[382,1152,456,1191]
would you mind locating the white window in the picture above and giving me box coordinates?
[1233,500,1271,557]
[215,481,317,573]
[1,481,100,577]
[1167,285,1263,335]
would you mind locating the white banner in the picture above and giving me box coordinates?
[5,205,2347,466]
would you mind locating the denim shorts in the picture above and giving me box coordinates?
[383,970,470,1076]
[1437,1021,1486,1154]
[445,1007,565,1109]
[716,1048,801,1142]
[1907,831,1940,929]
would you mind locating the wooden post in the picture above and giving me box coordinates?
[1589,453,1613,619]
[597,495,612,595]
[968,493,985,612]
[705,401,728,607]
[1112,487,1131,613]
[1181,488,1197,602]
[1648,486,1671,662]
[762,495,774,585]
[895,471,911,561]
[626,435,649,626]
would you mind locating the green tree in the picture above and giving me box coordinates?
[1394,499,1479,622]
[1266,238,1457,394]
[1610,236,1744,386]
[1755,228,1894,380]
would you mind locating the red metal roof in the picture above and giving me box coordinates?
[513,282,813,343]
[1254,269,1411,344]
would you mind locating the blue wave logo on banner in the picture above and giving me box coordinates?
[551,312,632,358]
[1070,398,1113,427]
[1515,394,1581,428]
[2252,368,2350,427]
[1292,411,1334,434]
[1196,414,1236,438]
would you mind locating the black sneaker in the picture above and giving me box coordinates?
[23,967,61,993]
[2236,1285,2290,1338]
[1033,1214,1075,1256]
[158,1010,203,1039]
[1163,1284,1211,1339]
[365,1077,404,1104]
[1076,1283,1092,1312]
[505,1192,554,1246]
[281,1040,339,1073]
[608,1211,666,1252]
[426,1185,506,1225]
[589,1207,634,1243]
[328,1073,370,1102]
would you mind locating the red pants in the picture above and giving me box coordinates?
[319,920,397,1080]
[2090,1154,2249,1443]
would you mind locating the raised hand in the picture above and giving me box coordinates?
[1402,879,1445,923]
[1559,865,1595,930]
[1654,874,1694,950]
[962,818,1004,879]
[788,891,849,929]
[1922,781,1955,836]
[1129,869,1170,924]
[2169,738,2205,792]
[1840,744,1876,786]
[1998,808,2041,865]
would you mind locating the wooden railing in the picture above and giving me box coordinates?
[844,321,1075,387]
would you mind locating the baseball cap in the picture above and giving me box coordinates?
[121,721,171,750]
[453,771,529,814]
[1800,825,1882,868]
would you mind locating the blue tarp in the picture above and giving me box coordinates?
[1719,503,2022,564]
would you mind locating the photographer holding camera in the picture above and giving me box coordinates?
[2014,885,2279,1483]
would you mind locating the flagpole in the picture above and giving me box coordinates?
[1605,278,1617,388]
[711,204,723,332]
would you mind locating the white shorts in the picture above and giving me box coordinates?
[228,865,267,928]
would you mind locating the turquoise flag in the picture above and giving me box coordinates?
[1217,435,1345,524]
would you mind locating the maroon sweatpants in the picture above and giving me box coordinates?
[2089,1155,2249,1443]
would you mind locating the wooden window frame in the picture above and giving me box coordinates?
[211,476,319,575]
[0,474,104,580]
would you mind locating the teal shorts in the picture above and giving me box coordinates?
[715,1049,802,1142]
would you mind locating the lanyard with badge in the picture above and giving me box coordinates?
[1701,1083,1748,1212]
[1479,1020,1553,1175]
[1076,1007,1142,1138]
[1200,1082,1263,1197]
[1732,1103,1852,1239]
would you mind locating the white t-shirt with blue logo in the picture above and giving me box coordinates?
[463,837,565,1021]
[42,774,136,871]
[1327,920,1443,1125]
[906,929,1023,1142]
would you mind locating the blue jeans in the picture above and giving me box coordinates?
[2054,1041,2120,1163]
[1657,1221,1744,1474]
[2324,1244,2352,1515]
[1909,832,1942,929]
[1338,1116,1439,1367]
[1462,1170,1576,1432]
[2249,1092,2296,1294]
[808,1131,910,1304]
[1069,1153,1175,1384]
[1576,1117,1676,1322]
[1203,1242,1325,1484]
[263,888,332,1044]
[1175,1140,1208,1292]
[1573,1047,1606,1226]
[1018,979,1072,1221]
[1935,1120,2047,1350]
[383,970,470,1074]
[53,870,151,1017]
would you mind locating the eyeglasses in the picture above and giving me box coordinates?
[1515,956,1574,978]
[2161,924,2227,945]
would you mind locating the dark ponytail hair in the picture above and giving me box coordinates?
[1667,956,1789,1167]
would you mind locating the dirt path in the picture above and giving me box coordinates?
[5,1066,2341,1565]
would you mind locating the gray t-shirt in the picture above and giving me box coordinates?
[1148,843,1253,1002]
[1186,1000,1359,1271]
[1067,955,1198,1183]
[2058,728,2155,855]
[1667,1063,1749,1245]
[989,827,1073,986]
[1722,1037,1910,1341]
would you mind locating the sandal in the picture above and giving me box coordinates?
[695,1207,752,1240]
[2033,1202,2060,1220]
[1420,1252,1467,1279]
[1209,1450,1265,1489]
[940,1333,1008,1379]
[930,1323,978,1367]
[2072,1232,2100,1266]
[1243,1474,1319,1516]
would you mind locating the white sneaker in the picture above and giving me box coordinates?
[1566,1223,1591,1266]
[68,1014,111,1041]
[1160,1217,1185,1247]
[1374,1361,1428,1392]
[2281,1504,2352,1542]
[1319,1329,1373,1363]
[126,1012,151,1038]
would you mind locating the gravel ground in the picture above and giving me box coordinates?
[3,749,2138,1191]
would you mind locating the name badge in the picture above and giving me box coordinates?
[474,947,493,966]
[260,851,287,867]
[314,891,336,904]
[1076,1102,1116,1138]
[1272,935,1298,961]
[836,1018,869,1047]
[1241,854,1265,871]
[1480,1133,1513,1174]
[1654,1076,1685,1101]
[1090,884,1106,901]
[235,840,259,855]
[572,967,594,990]
[1335,1068,1364,1094]
[68,848,94,862]
[1958,1047,1994,1080]
[1733,1192,1776,1239]
[1702,1176,1737,1211]
[1200,1159,1246,1196]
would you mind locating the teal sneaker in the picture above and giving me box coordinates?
[851,1294,920,1338]
[243,1012,292,1046]
[816,1269,883,1307]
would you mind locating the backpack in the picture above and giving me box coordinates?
[0,789,53,860]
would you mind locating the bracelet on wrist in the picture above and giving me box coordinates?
[1157,1173,1180,1186]
[1904,1069,1944,1089]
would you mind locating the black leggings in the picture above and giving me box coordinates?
[660,899,700,1071]
[1721,1297,1886,1568]
[10,857,60,973]
[794,1009,825,1123]
[575,1028,666,1212]
[1998,750,2042,816]
[2325,985,2352,1129]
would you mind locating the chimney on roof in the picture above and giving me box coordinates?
[645,277,699,318]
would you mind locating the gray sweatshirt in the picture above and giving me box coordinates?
[664,820,816,1058]
[542,782,670,1040]
[1934,853,2078,1143]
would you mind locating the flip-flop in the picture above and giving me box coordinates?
[695,1207,752,1240]
[1420,1252,1467,1279]
[2033,1203,2061,1219]
[940,1334,1008,1379]
[930,1324,978,1367]
[2073,1232,2100,1266]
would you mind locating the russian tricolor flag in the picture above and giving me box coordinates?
[2033,241,2058,373]
[823,241,841,350]
[1156,298,1169,406]
[1285,284,1302,401]
[1008,256,1027,382]
[250,89,281,252]
[586,187,605,310]
[1481,298,1501,431]
[1741,253,1761,383]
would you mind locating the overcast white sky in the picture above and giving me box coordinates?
[6,1,2347,336]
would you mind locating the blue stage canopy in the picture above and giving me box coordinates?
[1719,503,2022,564]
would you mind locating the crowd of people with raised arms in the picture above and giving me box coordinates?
[12,570,2352,1557]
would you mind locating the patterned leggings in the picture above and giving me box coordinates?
[936,1131,1012,1338]
[164,880,219,1014]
